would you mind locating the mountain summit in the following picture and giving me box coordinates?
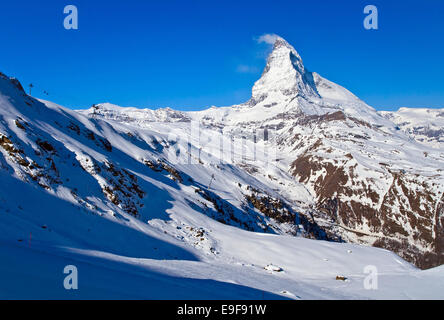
[0,35,443,299]
[250,36,320,105]
[76,37,443,271]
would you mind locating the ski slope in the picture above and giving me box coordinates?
[0,34,443,299]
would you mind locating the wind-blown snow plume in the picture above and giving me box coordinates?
[0,35,443,299]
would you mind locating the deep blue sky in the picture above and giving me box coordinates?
[0,0,443,111]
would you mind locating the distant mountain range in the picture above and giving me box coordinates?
[0,36,442,299]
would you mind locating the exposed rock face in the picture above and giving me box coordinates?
[380,108,444,149]
[283,106,443,269]
[179,37,444,269]
[1,35,443,270]
[77,36,443,269]
[250,37,319,106]
[290,133,443,269]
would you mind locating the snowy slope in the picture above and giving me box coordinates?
[380,107,444,148]
[1,164,442,299]
[80,103,191,125]
[0,33,444,299]
[82,37,444,270]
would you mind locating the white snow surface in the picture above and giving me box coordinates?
[0,36,443,300]
[380,107,444,148]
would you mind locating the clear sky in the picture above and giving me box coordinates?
[0,0,443,111]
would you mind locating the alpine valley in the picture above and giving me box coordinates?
[0,36,443,299]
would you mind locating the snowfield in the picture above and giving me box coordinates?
[1,180,443,300]
[380,107,444,148]
[0,36,443,299]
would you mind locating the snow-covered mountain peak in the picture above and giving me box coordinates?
[1,61,444,298]
[250,36,320,106]
[75,38,387,127]
[79,102,190,126]
[271,36,302,60]
[242,36,388,126]
[379,107,444,148]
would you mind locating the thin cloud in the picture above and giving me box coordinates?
[256,33,281,45]
[236,64,260,74]
[235,34,281,74]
